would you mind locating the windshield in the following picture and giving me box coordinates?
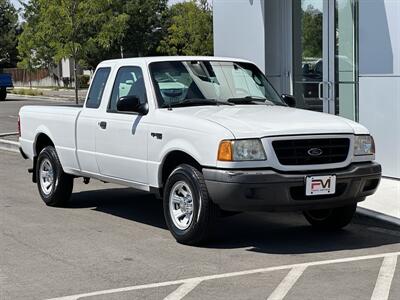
[149,60,285,108]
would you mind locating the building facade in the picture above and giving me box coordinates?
[214,0,399,219]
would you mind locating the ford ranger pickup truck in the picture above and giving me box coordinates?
[19,56,381,245]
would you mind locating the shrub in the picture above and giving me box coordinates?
[77,75,90,88]
[11,89,43,96]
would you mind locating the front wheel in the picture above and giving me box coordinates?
[303,204,357,230]
[163,164,218,245]
[36,146,74,207]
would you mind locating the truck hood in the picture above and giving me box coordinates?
[171,105,368,138]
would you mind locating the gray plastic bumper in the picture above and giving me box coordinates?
[203,162,382,212]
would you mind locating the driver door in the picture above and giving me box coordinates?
[95,65,149,184]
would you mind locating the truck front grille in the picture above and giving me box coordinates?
[272,138,350,166]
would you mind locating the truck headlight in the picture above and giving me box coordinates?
[218,139,266,161]
[354,135,375,156]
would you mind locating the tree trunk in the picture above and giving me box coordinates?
[29,69,32,89]
[73,58,78,105]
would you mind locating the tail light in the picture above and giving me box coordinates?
[18,115,21,137]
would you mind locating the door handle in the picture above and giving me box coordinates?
[318,81,333,101]
[98,121,107,129]
[318,82,324,100]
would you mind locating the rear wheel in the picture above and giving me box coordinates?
[303,204,357,230]
[36,146,73,207]
[163,164,218,245]
[0,88,6,101]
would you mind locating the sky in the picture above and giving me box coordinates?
[11,0,186,10]
[302,0,323,11]
[11,0,24,10]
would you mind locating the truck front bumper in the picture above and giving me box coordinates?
[203,162,381,212]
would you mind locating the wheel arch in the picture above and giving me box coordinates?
[32,132,55,183]
[34,133,55,157]
[159,150,202,189]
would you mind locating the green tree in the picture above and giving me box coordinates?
[82,0,168,67]
[42,0,130,103]
[18,0,55,85]
[157,0,213,56]
[18,0,129,103]
[121,0,168,57]
[0,0,18,68]
[302,5,323,59]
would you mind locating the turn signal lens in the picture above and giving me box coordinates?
[218,140,233,161]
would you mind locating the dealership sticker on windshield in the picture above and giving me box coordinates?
[306,175,336,196]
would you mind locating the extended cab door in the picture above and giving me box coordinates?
[76,67,111,174]
[94,65,148,184]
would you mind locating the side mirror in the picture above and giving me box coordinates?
[281,94,296,108]
[116,96,148,115]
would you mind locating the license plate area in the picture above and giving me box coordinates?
[305,175,336,196]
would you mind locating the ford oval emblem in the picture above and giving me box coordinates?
[307,148,323,156]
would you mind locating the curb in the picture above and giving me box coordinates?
[0,132,18,137]
[8,93,86,103]
[357,207,400,227]
[0,138,19,153]
[8,94,75,102]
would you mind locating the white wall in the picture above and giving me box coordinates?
[359,77,400,178]
[359,0,400,179]
[61,58,72,78]
[213,0,266,71]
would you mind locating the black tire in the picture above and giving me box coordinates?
[36,146,73,207]
[0,88,6,101]
[163,164,218,245]
[303,204,357,230]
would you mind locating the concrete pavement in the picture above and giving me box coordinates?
[1,150,400,300]
[360,178,400,225]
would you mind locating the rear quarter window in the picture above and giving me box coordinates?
[86,67,111,108]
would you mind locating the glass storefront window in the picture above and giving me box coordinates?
[335,0,358,120]
[293,0,324,112]
[292,0,359,121]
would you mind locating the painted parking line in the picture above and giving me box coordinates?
[163,280,202,300]
[267,265,307,300]
[46,251,400,300]
[371,255,398,300]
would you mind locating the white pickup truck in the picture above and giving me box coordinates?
[19,56,381,245]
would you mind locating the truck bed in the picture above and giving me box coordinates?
[19,105,83,172]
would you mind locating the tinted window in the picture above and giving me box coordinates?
[85,68,111,108]
[108,66,147,112]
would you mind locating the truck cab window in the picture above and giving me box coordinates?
[108,66,147,112]
[86,67,111,108]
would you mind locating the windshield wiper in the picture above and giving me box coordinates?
[164,98,234,108]
[227,96,266,104]
[227,96,279,106]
